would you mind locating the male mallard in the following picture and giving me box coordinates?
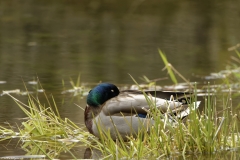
[84,83,200,140]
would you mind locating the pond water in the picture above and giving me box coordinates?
[0,1,240,159]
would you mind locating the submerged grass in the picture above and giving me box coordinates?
[0,49,240,159]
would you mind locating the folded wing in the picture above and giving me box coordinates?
[102,92,184,116]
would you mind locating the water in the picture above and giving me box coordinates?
[0,0,240,159]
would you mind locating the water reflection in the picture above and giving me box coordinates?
[0,137,86,159]
[84,147,103,159]
[0,1,239,85]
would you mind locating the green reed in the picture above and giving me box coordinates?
[89,50,240,158]
[0,50,239,159]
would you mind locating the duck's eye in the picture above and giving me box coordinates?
[111,89,114,92]
[89,90,92,93]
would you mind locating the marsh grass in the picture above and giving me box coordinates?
[0,50,240,159]
[85,50,240,158]
[61,74,89,98]
[0,81,94,159]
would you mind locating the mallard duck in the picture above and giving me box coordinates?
[84,83,201,140]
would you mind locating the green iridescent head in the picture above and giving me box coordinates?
[87,83,120,107]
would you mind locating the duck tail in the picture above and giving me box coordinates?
[176,101,201,120]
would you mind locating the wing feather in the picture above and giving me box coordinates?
[102,92,183,115]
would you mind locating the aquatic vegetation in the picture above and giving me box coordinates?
[0,49,239,159]
[1,80,239,159]
[61,74,89,97]
[0,81,92,159]
[80,50,240,159]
